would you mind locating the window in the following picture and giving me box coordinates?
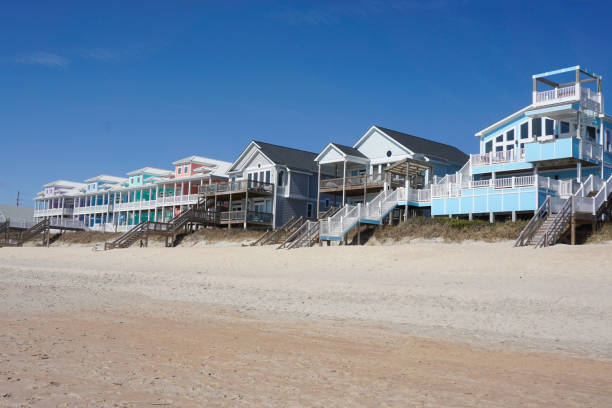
[520,143,525,148]
[560,121,570,133]
[177,167,181,175]
[506,145,514,151]
[253,172,258,182]
[545,119,554,136]
[278,170,284,186]
[386,150,392,157]
[265,170,270,183]
[520,122,529,139]
[532,118,541,137]
[325,199,330,208]
[485,140,493,153]
[586,126,596,141]
[496,134,504,143]
[307,203,313,218]
[506,129,514,141]
[495,146,503,152]
[184,165,188,173]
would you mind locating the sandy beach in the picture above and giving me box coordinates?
[1,242,612,407]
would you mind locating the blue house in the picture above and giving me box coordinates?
[316,67,612,247]
[430,66,612,225]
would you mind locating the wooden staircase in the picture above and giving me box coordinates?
[104,198,220,250]
[516,174,612,248]
[278,220,320,249]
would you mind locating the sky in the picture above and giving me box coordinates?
[1,0,611,206]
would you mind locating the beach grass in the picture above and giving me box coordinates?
[370,217,528,243]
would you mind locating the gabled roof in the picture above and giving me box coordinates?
[43,180,86,189]
[126,167,173,177]
[229,141,318,173]
[253,141,319,173]
[331,143,367,158]
[475,105,533,138]
[192,161,232,178]
[314,142,369,164]
[84,174,127,183]
[374,126,468,165]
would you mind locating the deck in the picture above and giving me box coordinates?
[199,180,274,198]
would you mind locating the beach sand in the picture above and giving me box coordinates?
[1,242,611,406]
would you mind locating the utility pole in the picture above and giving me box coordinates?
[16,191,21,207]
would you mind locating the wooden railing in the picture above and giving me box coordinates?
[199,180,274,195]
[219,210,273,225]
[319,173,385,191]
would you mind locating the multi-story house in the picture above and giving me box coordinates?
[199,140,321,229]
[314,125,468,216]
[314,67,612,247]
[34,180,86,223]
[430,65,612,226]
[34,157,232,231]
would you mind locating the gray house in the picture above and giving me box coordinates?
[200,140,320,229]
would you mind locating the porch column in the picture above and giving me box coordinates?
[601,120,605,178]
[317,163,321,218]
[342,160,347,205]
[228,193,232,230]
[244,188,248,230]
[577,162,582,182]
[404,161,410,222]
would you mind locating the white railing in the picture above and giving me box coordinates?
[580,140,603,161]
[431,175,558,198]
[535,85,577,104]
[400,187,431,202]
[33,208,74,217]
[593,176,612,214]
[48,219,89,230]
[559,180,578,197]
[470,148,525,166]
[580,87,602,112]
[320,188,405,239]
[74,205,109,214]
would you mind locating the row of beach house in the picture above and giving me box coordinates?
[34,66,612,244]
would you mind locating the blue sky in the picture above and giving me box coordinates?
[1,0,611,205]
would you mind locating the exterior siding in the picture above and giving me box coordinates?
[274,196,309,228]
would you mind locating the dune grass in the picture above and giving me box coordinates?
[585,222,612,244]
[371,217,528,243]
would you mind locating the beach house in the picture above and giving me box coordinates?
[198,141,320,229]
[314,125,467,216]
[313,67,612,247]
[34,157,232,231]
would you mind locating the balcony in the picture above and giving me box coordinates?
[471,148,526,166]
[319,173,386,193]
[219,210,273,225]
[199,180,274,196]
[33,207,74,217]
[524,137,603,164]
[533,84,601,112]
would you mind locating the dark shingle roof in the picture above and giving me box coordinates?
[254,141,318,173]
[375,126,468,165]
[330,143,368,159]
